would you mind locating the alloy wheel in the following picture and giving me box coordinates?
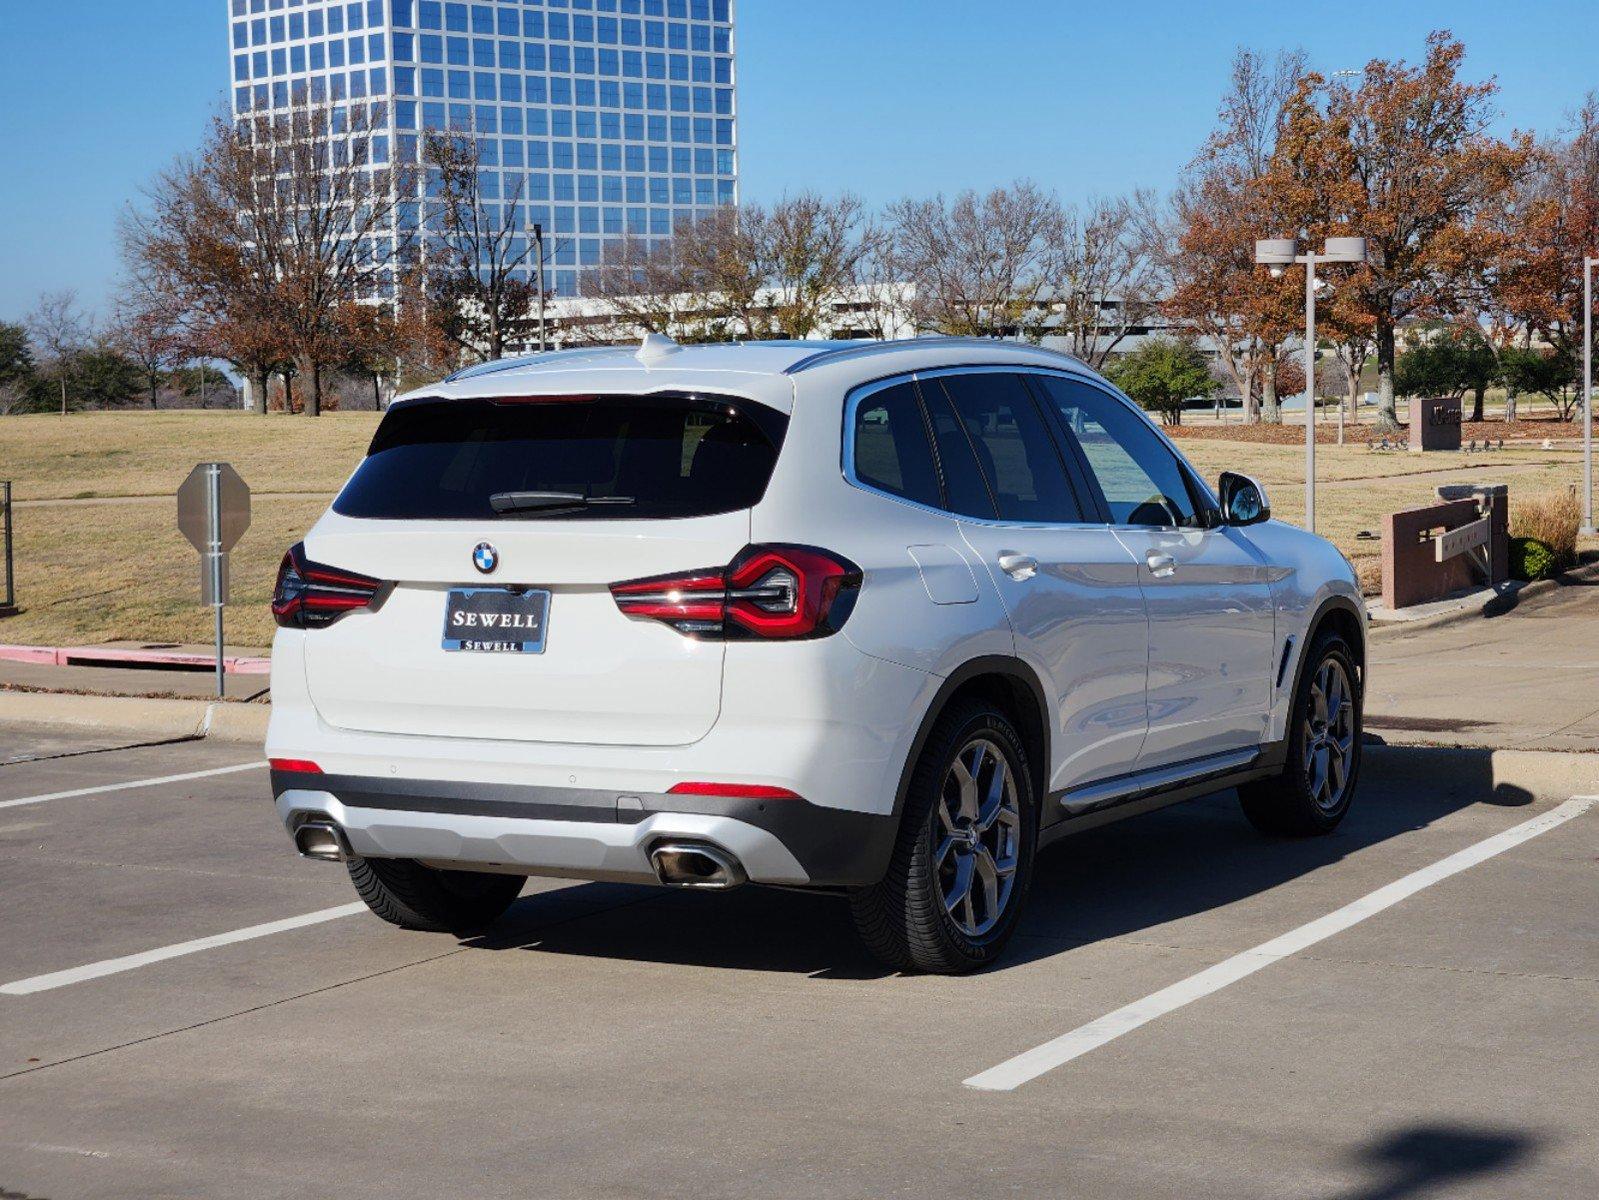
[935,737,1021,938]
[1302,657,1356,812]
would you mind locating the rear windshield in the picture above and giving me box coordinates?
[333,394,787,521]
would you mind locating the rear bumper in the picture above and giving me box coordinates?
[273,771,898,888]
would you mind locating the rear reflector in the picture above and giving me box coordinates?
[667,781,802,800]
[268,758,323,775]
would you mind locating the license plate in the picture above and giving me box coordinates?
[442,588,550,653]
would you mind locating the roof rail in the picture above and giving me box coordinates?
[782,336,1085,376]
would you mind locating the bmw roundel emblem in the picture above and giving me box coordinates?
[472,542,499,575]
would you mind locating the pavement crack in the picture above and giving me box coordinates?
[0,734,203,768]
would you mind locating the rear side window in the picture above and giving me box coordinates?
[930,372,1084,523]
[851,382,942,510]
[333,394,786,520]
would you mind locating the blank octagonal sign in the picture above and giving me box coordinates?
[177,462,251,553]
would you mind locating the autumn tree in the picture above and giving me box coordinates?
[1273,32,1529,429]
[124,117,293,415]
[107,293,190,408]
[1164,49,1309,423]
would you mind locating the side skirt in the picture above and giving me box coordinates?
[1040,743,1286,848]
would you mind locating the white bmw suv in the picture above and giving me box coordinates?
[268,336,1365,973]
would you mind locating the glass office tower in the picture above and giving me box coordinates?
[228,0,738,298]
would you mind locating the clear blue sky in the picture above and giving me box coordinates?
[1,0,1595,320]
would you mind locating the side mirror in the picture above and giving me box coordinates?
[1219,472,1271,527]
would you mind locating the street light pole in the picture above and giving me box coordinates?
[1255,236,1366,535]
[1583,255,1596,536]
[534,223,547,353]
[1304,250,1319,533]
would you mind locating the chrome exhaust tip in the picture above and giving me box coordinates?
[293,819,349,863]
[649,842,747,889]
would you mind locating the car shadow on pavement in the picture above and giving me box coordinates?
[1330,1122,1544,1200]
[463,745,1527,978]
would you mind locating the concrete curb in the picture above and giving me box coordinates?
[1369,558,1599,638]
[1365,743,1599,800]
[0,691,269,745]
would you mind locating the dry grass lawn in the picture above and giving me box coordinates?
[0,409,1592,648]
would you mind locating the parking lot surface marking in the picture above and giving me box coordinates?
[0,760,266,809]
[964,793,1597,1092]
[0,903,367,995]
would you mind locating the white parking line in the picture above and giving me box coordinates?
[0,903,368,995]
[965,794,1598,1092]
[0,761,266,810]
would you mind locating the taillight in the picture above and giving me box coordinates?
[271,542,382,629]
[610,544,860,640]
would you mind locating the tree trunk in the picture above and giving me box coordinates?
[149,375,159,410]
[1261,358,1281,425]
[252,371,269,415]
[283,370,296,415]
[59,374,68,416]
[305,361,322,417]
[372,373,381,410]
[1375,318,1399,430]
[1470,382,1485,423]
[1504,386,1518,423]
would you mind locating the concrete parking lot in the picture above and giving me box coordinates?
[1,721,1596,1198]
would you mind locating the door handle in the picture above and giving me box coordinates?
[997,551,1038,581]
[1146,551,1177,578]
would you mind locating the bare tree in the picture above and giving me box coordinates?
[1035,192,1162,368]
[887,181,1060,337]
[592,206,765,341]
[422,130,544,362]
[26,290,91,415]
[762,192,876,338]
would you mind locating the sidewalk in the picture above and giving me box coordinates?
[1365,572,1599,752]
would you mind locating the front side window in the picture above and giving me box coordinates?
[334,395,786,521]
[1033,376,1201,528]
[851,382,941,510]
[929,372,1083,523]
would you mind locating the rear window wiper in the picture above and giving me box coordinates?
[489,490,636,516]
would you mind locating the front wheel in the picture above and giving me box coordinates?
[851,700,1037,974]
[347,856,526,934]
[1238,631,1362,836]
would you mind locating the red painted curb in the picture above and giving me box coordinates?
[0,644,272,675]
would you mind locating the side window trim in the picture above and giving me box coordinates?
[841,372,959,519]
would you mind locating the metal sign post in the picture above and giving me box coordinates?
[178,463,251,698]
[1,481,14,614]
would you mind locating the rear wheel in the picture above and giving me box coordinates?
[1238,631,1362,836]
[851,700,1037,974]
[347,856,526,934]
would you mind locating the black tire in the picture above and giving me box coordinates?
[1238,631,1363,836]
[850,700,1038,975]
[346,855,526,934]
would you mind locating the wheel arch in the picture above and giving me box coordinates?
[890,656,1052,827]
